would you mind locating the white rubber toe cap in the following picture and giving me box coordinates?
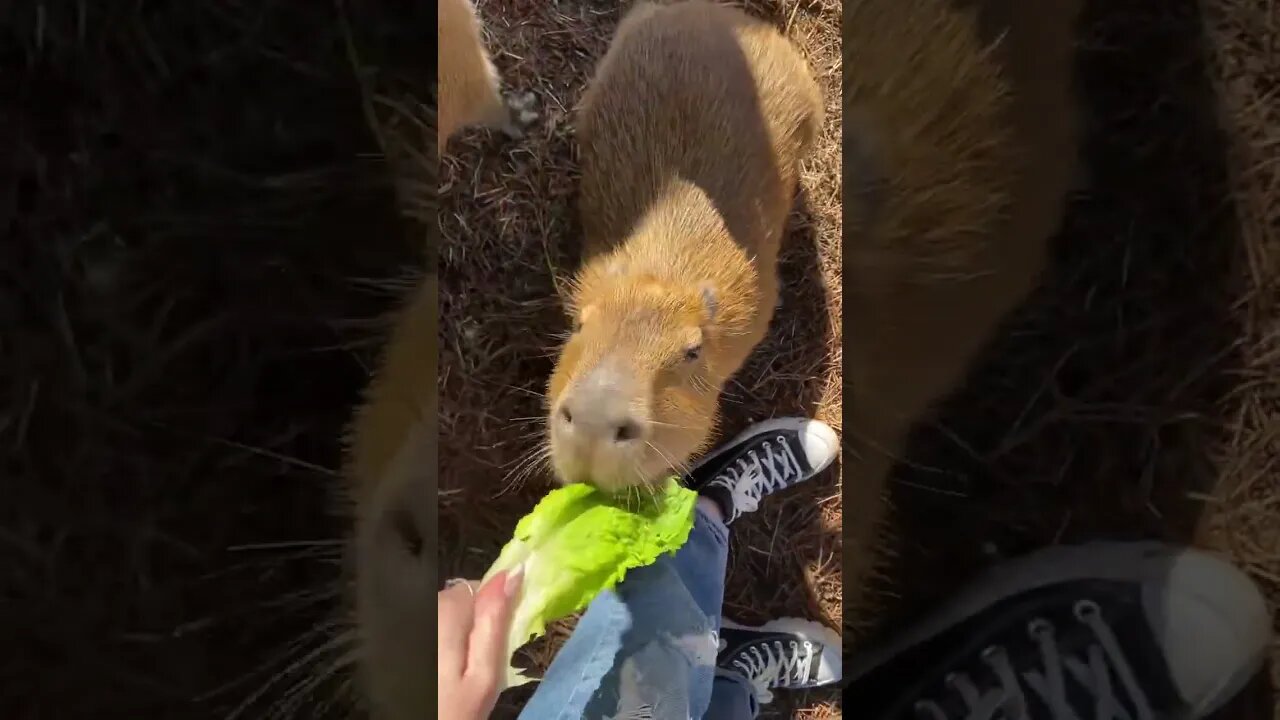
[796,419,839,475]
[736,417,839,474]
[1143,547,1271,717]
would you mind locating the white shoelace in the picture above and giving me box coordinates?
[704,436,802,521]
[731,638,817,705]
[913,600,1157,720]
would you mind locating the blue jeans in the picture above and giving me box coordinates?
[518,505,759,719]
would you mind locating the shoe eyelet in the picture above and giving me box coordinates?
[1027,617,1055,639]
[1074,599,1101,621]
[803,640,813,649]
[913,699,940,719]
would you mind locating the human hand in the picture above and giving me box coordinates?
[438,566,524,720]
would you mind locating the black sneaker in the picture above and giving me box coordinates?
[684,418,839,524]
[717,617,843,704]
[846,542,1272,719]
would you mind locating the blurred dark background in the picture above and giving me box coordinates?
[1,3,431,717]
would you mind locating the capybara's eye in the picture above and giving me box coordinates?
[683,345,702,362]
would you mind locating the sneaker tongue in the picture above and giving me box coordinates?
[724,434,802,486]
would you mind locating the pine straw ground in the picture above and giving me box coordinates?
[2,2,1277,720]
[437,2,843,717]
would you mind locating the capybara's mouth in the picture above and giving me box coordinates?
[550,448,672,492]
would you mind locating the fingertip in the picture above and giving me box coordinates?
[502,563,525,599]
[476,565,522,607]
[463,568,523,683]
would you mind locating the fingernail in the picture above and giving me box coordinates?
[444,578,467,589]
[503,563,525,598]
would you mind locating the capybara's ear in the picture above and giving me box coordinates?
[698,282,718,324]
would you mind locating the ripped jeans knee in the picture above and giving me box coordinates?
[519,508,736,720]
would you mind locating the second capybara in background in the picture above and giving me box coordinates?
[438,0,535,150]
[842,0,1083,636]
[545,0,825,492]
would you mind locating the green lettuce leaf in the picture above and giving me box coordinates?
[481,479,697,688]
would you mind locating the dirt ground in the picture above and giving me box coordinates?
[2,1,1276,720]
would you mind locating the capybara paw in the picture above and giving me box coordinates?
[499,91,539,138]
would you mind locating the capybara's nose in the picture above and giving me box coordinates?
[556,367,645,446]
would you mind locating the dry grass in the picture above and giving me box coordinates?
[436,0,843,716]
[1196,0,1280,716]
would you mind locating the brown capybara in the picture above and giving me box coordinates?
[842,0,1082,638]
[545,0,824,492]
